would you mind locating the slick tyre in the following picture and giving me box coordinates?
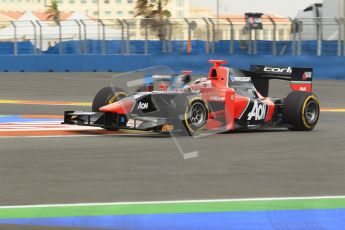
[92,87,128,112]
[183,98,208,135]
[92,87,128,131]
[283,91,320,131]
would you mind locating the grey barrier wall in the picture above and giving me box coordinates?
[0,54,344,79]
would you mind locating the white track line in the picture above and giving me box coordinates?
[0,133,157,139]
[1,195,345,209]
[0,121,61,124]
[0,127,102,131]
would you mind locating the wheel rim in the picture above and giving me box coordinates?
[305,100,319,125]
[108,92,127,104]
[189,102,207,129]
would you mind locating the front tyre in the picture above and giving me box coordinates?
[283,91,320,131]
[92,87,127,112]
[183,99,208,135]
[92,87,128,130]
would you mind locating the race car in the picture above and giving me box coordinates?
[63,60,320,135]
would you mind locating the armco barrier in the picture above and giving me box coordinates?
[0,54,344,79]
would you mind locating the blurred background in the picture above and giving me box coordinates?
[0,0,343,56]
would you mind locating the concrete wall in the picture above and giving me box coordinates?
[0,54,343,79]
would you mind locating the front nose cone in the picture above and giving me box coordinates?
[99,99,134,114]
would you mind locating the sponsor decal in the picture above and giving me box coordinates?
[161,124,174,132]
[229,74,235,82]
[126,119,135,128]
[136,96,157,113]
[247,101,267,121]
[263,67,292,74]
[137,102,149,110]
[234,76,251,82]
[127,119,143,128]
[302,72,312,80]
[209,96,225,102]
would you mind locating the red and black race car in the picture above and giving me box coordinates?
[64,60,320,135]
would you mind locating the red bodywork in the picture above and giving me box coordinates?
[189,60,311,131]
[98,59,312,132]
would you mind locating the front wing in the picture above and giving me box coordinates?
[63,111,180,132]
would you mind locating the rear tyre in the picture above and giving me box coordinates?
[92,87,128,112]
[283,91,320,131]
[183,99,208,135]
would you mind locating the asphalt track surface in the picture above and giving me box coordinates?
[0,73,345,208]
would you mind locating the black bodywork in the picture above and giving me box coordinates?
[64,92,198,133]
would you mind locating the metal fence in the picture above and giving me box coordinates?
[0,16,344,56]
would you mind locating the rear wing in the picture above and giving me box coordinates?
[245,65,313,97]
